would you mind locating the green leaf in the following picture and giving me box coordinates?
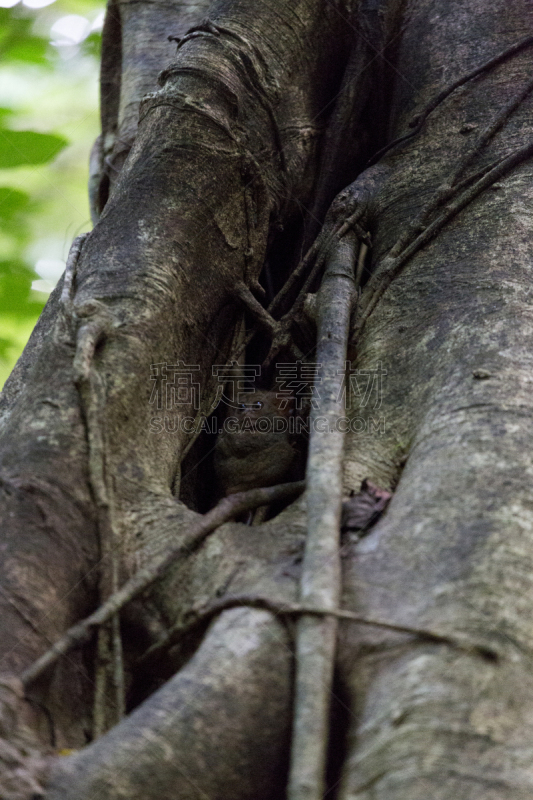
[5,37,49,65]
[81,30,102,59]
[0,188,32,248]
[0,260,45,318]
[0,9,50,66]
[0,187,31,220]
[0,188,31,249]
[0,337,13,363]
[0,129,68,168]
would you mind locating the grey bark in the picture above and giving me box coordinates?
[1,0,533,798]
[288,234,357,800]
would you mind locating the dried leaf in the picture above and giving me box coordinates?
[341,479,391,533]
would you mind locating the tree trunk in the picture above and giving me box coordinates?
[1,0,533,798]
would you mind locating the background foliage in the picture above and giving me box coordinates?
[0,0,102,386]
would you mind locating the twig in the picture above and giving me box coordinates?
[62,231,126,733]
[453,73,533,183]
[225,238,329,368]
[198,35,533,374]
[262,210,369,368]
[75,357,126,734]
[138,594,499,667]
[20,480,305,688]
[288,233,357,800]
[356,138,533,337]
[60,232,89,315]
[267,229,331,318]
[368,33,533,165]
[226,205,370,369]
[388,73,533,264]
[233,281,279,337]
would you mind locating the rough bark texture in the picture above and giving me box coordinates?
[1,0,533,797]
[337,2,533,797]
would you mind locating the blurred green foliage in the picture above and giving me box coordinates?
[0,0,102,388]
[0,130,68,168]
[0,6,49,64]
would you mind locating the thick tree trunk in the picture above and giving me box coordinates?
[337,2,533,797]
[1,0,533,798]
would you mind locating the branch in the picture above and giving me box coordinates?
[226,205,370,370]
[384,73,533,266]
[356,138,533,337]
[138,594,501,668]
[20,480,305,688]
[60,232,89,315]
[368,33,533,165]
[288,233,357,800]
